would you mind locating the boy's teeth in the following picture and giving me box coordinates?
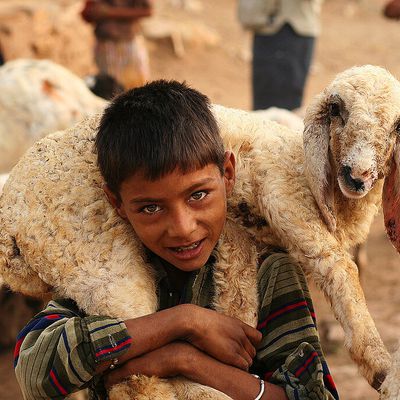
[175,241,200,252]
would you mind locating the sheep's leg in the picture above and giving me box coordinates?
[257,186,390,390]
[306,253,391,390]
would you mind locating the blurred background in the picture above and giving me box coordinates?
[0,0,399,399]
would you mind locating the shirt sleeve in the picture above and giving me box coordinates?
[268,342,338,400]
[14,300,131,400]
[252,253,339,400]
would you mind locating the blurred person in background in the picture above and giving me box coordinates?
[81,0,153,90]
[238,0,323,111]
[383,0,400,18]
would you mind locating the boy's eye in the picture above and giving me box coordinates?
[141,204,161,214]
[190,191,208,201]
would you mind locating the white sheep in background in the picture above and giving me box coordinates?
[252,106,304,132]
[1,65,400,399]
[0,58,106,173]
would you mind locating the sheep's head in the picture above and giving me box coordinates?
[303,65,400,233]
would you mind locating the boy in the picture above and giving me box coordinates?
[15,81,338,400]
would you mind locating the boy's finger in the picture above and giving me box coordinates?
[227,341,252,370]
[241,336,256,359]
[233,353,252,371]
[240,346,254,368]
[243,324,262,346]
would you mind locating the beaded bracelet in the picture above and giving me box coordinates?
[252,374,265,400]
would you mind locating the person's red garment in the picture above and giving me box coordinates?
[384,0,400,19]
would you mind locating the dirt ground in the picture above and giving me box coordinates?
[1,0,400,399]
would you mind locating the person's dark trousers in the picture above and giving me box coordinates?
[252,23,315,111]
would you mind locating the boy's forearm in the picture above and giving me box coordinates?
[180,349,288,400]
[118,304,191,363]
[95,304,190,374]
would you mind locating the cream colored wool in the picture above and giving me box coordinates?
[381,344,400,400]
[0,173,8,195]
[252,106,304,132]
[1,65,400,397]
[0,59,106,173]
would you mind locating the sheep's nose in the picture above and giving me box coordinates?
[342,165,365,192]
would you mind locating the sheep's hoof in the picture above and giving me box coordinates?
[372,371,387,391]
[357,349,390,392]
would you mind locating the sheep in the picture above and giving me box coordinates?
[1,65,399,398]
[252,106,369,272]
[252,107,369,277]
[0,58,106,173]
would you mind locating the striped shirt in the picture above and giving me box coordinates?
[252,253,338,399]
[15,252,338,400]
[14,299,130,399]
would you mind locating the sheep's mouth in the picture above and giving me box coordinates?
[338,167,376,199]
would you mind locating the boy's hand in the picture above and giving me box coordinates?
[181,304,262,371]
[103,342,197,388]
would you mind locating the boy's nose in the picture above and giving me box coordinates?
[167,208,197,239]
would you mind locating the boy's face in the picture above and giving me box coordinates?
[105,152,235,272]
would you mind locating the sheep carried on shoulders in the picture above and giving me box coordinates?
[1,65,400,399]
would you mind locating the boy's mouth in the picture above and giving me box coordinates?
[168,239,205,261]
[171,240,202,253]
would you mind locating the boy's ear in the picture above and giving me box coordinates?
[223,151,236,196]
[103,184,128,219]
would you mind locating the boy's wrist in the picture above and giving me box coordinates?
[175,303,198,339]
[176,342,203,377]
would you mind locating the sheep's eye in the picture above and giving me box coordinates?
[329,103,341,117]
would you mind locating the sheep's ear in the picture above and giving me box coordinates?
[303,94,337,232]
[383,142,400,253]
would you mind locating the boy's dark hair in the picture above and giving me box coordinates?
[95,80,225,196]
